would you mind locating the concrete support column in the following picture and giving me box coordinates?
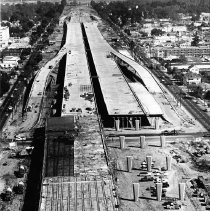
[133,183,139,202]
[156,183,163,201]
[119,136,125,149]
[166,156,172,171]
[135,120,140,130]
[179,183,186,201]
[127,156,133,172]
[140,136,146,148]
[160,136,166,148]
[146,156,152,172]
[115,119,120,131]
[155,117,160,130]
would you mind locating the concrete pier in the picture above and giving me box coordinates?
[133,183,139,202]
[140,136,145,148]
[127,156,133,172]
[135,120,140,130]
[179,183,186,201]
[146,156,152,172]
[156,183,162,201]
[160,136,166,148]
[166,156,172,171]
[115,119,120,131]
[155,117,160,130]
[119,136,125,149]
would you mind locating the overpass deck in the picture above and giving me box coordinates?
[62,23,94,116]
[129,83,163,116]
[84,23,144,116]
[21,44,67,130]
[111,51,162,94]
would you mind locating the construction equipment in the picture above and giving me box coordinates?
[163,200,181,209]
[1,186,13,201]
[15,181,24,194]
[16,165,25,178]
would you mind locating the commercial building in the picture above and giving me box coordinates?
[0,26,10,49]
[0,56,20,68]
[152,46,210,58]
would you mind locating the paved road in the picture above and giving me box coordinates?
[0,73,29,130]
[19,45,68,132]
[149,68,210,131]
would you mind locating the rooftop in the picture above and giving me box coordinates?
[111,50,162,94]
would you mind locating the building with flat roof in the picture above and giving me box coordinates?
[0,56,20,68]
[153,46,210,58]
[0,26,10,49]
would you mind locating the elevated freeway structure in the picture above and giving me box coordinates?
[19,45,67,131]
[61,23,93,116]
[39,21,117,210]
[84,23,163,129]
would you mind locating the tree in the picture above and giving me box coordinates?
[129,40,135,50]
[187,23,196,31]
[179,54,188,63]
[61,0,66,6]
[195,85,203,99]
[0,72,10,97]
[151,28,164,36]
[191,32,200,46]
[140,31,148,37]
[191,14,200,22]
[124,28,131,35]
[205,91,210,100]
[36,25,45,35]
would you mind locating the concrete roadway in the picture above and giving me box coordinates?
[19,45,68,132]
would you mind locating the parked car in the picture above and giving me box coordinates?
[140,176,154,182]
[15,134,26,141]
[161,130,178,136]
[203,133,210,137]
[163,201,181,210]
[15,136,26,141]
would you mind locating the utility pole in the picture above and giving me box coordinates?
[0,0,1,27]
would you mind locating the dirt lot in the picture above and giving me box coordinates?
[0,140,30,211]
[105,136,210,211]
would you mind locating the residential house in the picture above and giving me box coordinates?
[188,65,200,74]
[183,72,201,86]
[200,13,210,23]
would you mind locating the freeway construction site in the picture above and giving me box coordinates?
[0,3,210,211]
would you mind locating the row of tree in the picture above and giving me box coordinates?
[0,72,10,98]
[91,0,210,27]
[2,1,65,38]
[0,0,67,97]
